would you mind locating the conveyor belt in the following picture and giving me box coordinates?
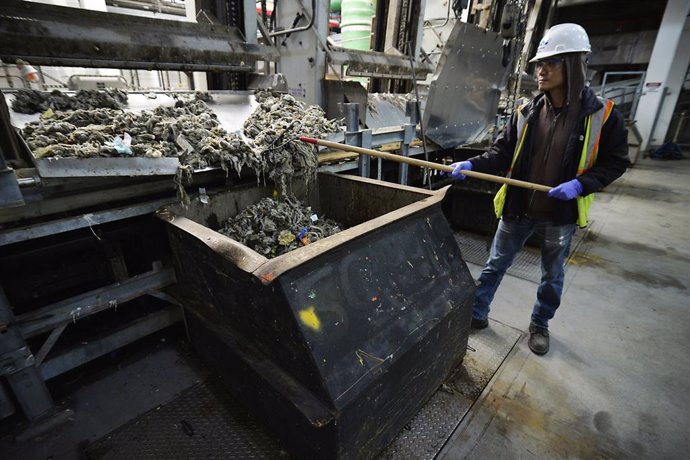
[84,321,521,459]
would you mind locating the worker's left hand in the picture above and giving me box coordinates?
[547,179,583,200]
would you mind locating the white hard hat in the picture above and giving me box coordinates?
[529,23,591,62]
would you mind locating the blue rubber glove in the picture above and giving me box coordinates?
[547,179,583,200]
[447,161,473,180]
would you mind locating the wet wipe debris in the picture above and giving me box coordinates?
[22,99,220,161]
[243,90,341,192]
[19,90,341,204]
[218,196,343,258]
[11,88,128,114]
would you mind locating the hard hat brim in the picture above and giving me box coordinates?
[529,49,591,63]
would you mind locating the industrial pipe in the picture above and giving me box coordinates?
[269,0,316,37]
[299,136,553,193]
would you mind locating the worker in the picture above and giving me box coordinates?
[15,59,39,82]
[449,23,629,355]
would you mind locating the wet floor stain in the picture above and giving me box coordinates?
[593,411,614,434]
[613,183,690,204]
[584,233,690,265]
[480,377,647,459]
[618,268,687,291]
[569,234,689,291]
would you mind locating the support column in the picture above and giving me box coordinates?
[185,0,208,91]
[0,287,54,422]
[398,100,419,185]
[243,0,258,44]
[652,21,690,147]
[276,0,329,106]
[634,0,690,152]
[343,103,373,178]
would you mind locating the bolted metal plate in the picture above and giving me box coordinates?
[85,322,521,459]
[423,22,512,149]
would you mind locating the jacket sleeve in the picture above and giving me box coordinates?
[577,107,630,196]
[468,111,519,174]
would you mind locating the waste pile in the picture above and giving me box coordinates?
[243,90,341,192]
[22,100,220,160]
[11,88,128,114]
[218,196,344,258]
[19,90,341,202]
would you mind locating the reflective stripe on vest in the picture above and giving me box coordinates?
[577,99,615,174]
[575,98,615,227]
[493,97,615,227]
[493,104,528,217]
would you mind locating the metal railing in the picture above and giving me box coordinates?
[597,71,646,120]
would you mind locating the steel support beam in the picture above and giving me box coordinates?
[399,101,420,185]
[275,0,329,106]
[0,0,278,71]
[342,103,374,179]
[328,48,433,80]
[0,197,176,247]
[17,268,177,339]
[0,287,54,421]
[243,0,258,44]
[40,306,182,381]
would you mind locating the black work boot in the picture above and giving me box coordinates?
[528,323,550,355]
[471,318,489,329]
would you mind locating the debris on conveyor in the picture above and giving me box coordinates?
[367,92,414,115]
[193,91,214,103]
[19,90,341,204]
[11,88,128,114]
[22,100,221,160]
[243,90,341,192]
[218,196,344,258]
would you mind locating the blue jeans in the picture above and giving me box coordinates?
[472,217,576,329]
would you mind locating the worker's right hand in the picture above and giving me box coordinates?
[449,161,472,180]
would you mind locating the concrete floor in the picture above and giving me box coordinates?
[440,156,690,459]
[2,156,689,459]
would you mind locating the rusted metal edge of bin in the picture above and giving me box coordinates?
[156,174,439,284]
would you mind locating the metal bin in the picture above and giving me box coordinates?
[157,172,475,459]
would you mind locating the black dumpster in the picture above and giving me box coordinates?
[157,172,475,459]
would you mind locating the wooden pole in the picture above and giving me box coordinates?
[299,136,552,193]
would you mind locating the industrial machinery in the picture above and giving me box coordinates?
[0,0,535,457]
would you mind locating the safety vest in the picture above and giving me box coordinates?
[493,97,615,228]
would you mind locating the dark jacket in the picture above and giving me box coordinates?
[469,87,630,225]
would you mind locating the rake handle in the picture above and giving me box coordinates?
[300,136,552,193]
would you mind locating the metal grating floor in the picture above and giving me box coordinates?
[83,377,288,459]
[454,226,590,284]
[380,321,520,459]
[84,321,521,460]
